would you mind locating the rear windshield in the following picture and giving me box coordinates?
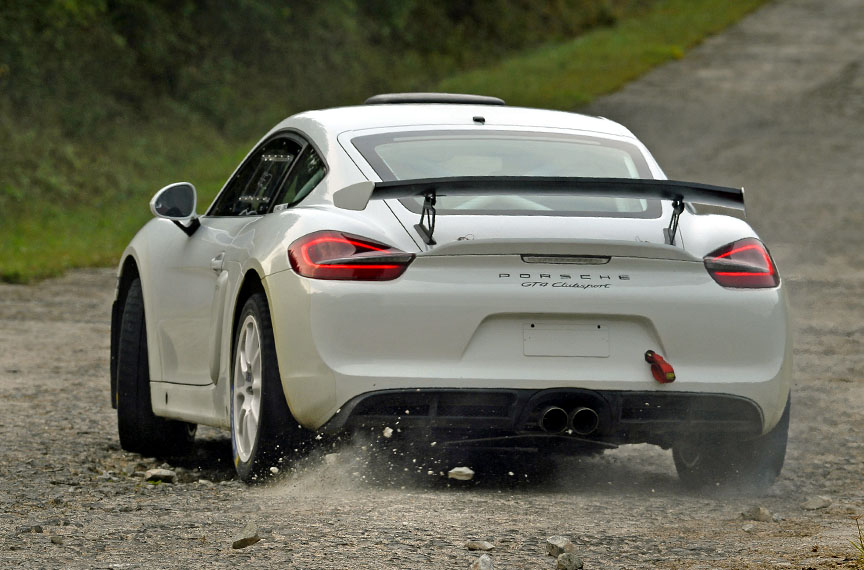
[352,130,660,218]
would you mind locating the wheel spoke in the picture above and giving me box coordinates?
[249,344,261,376]
[244,323,257,362]
[236,407,246,436]
[238,328,249,375]
[243,408,256,446]
[249,398,259,426]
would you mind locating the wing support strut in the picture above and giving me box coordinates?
[414,189,437,245]
[663,199,684,245]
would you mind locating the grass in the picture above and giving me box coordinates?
[437,0,771,109]
[0,132,249,283]
[0,0,773,283]
[853,515,864,567]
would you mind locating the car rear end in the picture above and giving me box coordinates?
[266,116,791,455]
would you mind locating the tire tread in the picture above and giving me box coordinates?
[116,279,195,457]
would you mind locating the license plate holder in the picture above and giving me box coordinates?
[523,323,609,357]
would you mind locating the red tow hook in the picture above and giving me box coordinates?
[645,350,676,383]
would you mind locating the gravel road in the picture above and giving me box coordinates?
[2,1,863,567]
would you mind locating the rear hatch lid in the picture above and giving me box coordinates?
[336,127,742,254]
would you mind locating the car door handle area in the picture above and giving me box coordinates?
[210,253,225,273]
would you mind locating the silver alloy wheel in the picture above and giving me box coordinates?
[232,314,263,463]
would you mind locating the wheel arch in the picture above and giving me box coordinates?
[223,268,294,417]
[231,269,269,342]
[224,269,270,384]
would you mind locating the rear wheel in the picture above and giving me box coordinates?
[116,278,196,456]
[673,396,790,490]
[231,292,307,482]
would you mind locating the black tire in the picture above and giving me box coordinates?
[673,396,790,490]
[116,278,196,456]
[230,292,307,483]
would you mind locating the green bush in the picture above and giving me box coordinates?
[1,0,654,214]
[1,0,771,281]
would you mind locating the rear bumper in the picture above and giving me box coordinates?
[264,253,792,434]
[319,387,766,449]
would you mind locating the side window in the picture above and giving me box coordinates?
[272,147,326,209]
[209,137,301,216]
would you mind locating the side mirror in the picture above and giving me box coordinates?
[150,182,200,236]
[150,182,197,220]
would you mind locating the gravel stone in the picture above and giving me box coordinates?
[557,552,584,570]
[800,496,832,510]
[144,469,176,483]
[447,467,475,481]
[546,535,576,557]
[741,506,773,522]
[468,553,493,570]
[231,522,261,549]
[465,540,495,551]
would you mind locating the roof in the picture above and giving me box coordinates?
[271,102,635,140]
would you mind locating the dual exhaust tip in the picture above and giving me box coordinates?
[539,405,600,436]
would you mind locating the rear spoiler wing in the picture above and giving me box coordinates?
[332,176,745,245]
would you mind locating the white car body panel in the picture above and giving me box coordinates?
[113,100,791,447]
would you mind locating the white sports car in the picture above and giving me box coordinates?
[110,93,791,486]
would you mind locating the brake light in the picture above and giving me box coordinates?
[288,230,414,281]
[703,238,779,288]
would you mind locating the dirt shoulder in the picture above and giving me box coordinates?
[2,1,863,568]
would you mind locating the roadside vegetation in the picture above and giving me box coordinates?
[438,0,770,108]
[0,0,770,282]
[853,515,864,567]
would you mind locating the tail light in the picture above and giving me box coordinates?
[288,230,414,281]
[703,238,779,288]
